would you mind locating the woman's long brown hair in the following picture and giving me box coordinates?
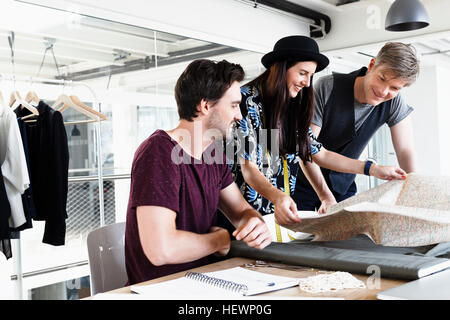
[246,60,315,162]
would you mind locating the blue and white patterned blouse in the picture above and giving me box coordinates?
[228,84,322,215]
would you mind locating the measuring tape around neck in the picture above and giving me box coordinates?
[274,156,290,242]
[258,84,292,242]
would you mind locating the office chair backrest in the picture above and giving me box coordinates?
[87,222,127,295]
[0,251,13,299]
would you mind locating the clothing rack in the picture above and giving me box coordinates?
[0,73,106,227]
[1,74,108,299]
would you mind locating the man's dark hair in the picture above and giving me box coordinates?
[174,59,245,121]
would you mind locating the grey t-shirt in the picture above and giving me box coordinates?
[312,74,413,132]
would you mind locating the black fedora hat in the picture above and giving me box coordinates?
[261,35,329,72]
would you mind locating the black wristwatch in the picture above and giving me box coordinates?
[364,158,377,176]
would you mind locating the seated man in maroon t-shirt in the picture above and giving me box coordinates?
[124,59,272,285]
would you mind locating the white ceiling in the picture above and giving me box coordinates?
[0,13,265,95]
[3,0,450,95]
[312,0,450,69]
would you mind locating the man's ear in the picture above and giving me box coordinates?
[367,58,376,72]
[197,98,210,116]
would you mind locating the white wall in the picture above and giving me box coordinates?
[402,60,450,176]
[402,64,440,175]
[436,63,450,176]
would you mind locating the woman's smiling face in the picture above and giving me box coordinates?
[285,61,317,98]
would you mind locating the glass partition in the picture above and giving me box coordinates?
[0,4,263,299]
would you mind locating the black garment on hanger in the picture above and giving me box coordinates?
[0,166,12,259]
[16,101,69,246]
[0,239,11,259]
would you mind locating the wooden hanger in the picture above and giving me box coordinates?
[69,95,106,121]
[52,93,105,125]
[9,91,39,121]
[25,90,40,107]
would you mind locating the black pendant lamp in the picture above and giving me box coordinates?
[385,0,429,32]
[71,125,81,137]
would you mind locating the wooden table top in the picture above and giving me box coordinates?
[94,257,407,300]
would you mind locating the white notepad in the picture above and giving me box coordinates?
[130,267,299,299]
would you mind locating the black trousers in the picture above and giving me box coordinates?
[292,181,357,211]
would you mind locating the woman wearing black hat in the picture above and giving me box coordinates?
[226,35,406,232]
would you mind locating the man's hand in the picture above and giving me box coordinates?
[209,226,231,256]
[273,192,301,225]
[370,164,407,181]
[232,216,272,249]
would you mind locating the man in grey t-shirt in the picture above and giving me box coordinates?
[313,78,413,134]
[293,42,419,213]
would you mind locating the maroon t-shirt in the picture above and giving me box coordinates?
[124,130,234,285]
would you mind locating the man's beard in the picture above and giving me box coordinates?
[207,111,233,141]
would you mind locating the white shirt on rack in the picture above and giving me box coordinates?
[0,101,29,228]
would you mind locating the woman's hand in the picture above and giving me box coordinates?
[273,192,301,225]
[318,196,337,214]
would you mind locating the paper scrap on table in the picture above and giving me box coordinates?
[298,272,366,293]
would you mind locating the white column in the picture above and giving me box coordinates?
[436,62,450,175]
[112,98,138,222]
[402,64,440,175]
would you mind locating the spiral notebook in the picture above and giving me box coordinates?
[130,267,299,298]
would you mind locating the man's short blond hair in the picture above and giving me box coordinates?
[374,42,420,86]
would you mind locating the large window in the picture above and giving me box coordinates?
[1,4,263,299]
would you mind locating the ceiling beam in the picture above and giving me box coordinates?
[29,24,170,57]
[257,0,332,37]
[118,51,264,88]
[287,0,343,13]
[0,33,131,66]
[59,46,241,82]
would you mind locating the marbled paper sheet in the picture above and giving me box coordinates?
[283,173,450,246]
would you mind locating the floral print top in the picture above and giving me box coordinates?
[227,84,322,215]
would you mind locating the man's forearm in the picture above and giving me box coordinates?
[396,149,416,173]
[312,149,365,175]
[145,228,229,266]
[233,207,264,228]
[390,117,416,173]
